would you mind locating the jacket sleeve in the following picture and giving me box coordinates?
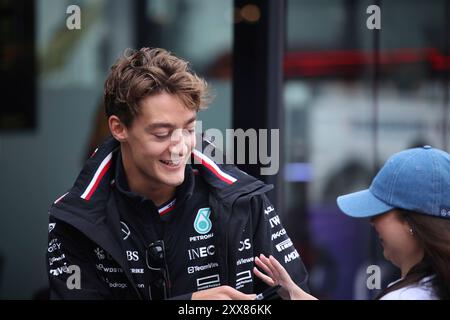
[47,216,111,299]
[250,194,310,294]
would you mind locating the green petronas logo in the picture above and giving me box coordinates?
[194,208,212,234]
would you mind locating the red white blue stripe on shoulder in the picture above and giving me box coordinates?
[192,149,237,185]
[159,198,176,216]
[81,152,113,200]
[80,149,236,201]
[90,147,99,158]
[54,192,69,204]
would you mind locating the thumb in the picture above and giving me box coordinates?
[244,294,257,300]
[230,291,257,300]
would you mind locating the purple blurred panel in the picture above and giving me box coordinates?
[308,204,369,299]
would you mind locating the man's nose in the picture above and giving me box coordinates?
[170,143,188,157]
[169,129,188,156]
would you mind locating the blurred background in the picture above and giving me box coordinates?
[0,0,449,299]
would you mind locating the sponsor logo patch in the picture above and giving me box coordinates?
[269,215,281,228]
[271,228,286,240]
[264,206,274,215]
[194,208,212,235]
[187,262,219,274]
[47,238,62,253]
[120,221,131,240]
[238,238,251,252]
[49,254,66,266]
[236,256,254,266]
[189,233,214,242]
[197,274,220,290]
[236,270,253,289]
[284,250,300,263]
[275,238,293,252]
[188,245,215,261]
[48,223,56,233]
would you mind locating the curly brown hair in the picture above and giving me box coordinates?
[104,47,210,127]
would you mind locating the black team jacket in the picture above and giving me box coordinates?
[47,136,309,299]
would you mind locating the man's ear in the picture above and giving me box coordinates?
[109,115,128,142]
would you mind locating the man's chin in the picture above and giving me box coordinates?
[155,163,186,187]
[163,174,185,187]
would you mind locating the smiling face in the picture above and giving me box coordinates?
[370,210,424,273]
[110,92,197,199]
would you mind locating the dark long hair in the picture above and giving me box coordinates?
[377,210,450,299]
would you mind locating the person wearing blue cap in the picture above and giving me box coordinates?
[254,146,450,300]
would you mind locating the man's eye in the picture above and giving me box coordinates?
[153,133,170,139]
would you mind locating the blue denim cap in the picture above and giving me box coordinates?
[337,146,450,219]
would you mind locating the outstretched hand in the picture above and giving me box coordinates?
[253,254,317,300]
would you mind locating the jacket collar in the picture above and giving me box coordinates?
[70,135,271,205]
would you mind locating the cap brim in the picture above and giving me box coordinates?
[336,189,393,218]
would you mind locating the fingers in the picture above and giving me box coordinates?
[253,266,275,287]
[259,254,281,282]
[255,255,275,280]
[269,255,291,281]
[263,255,284,286]
[266,255,317,300]
[254,253,297,290]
